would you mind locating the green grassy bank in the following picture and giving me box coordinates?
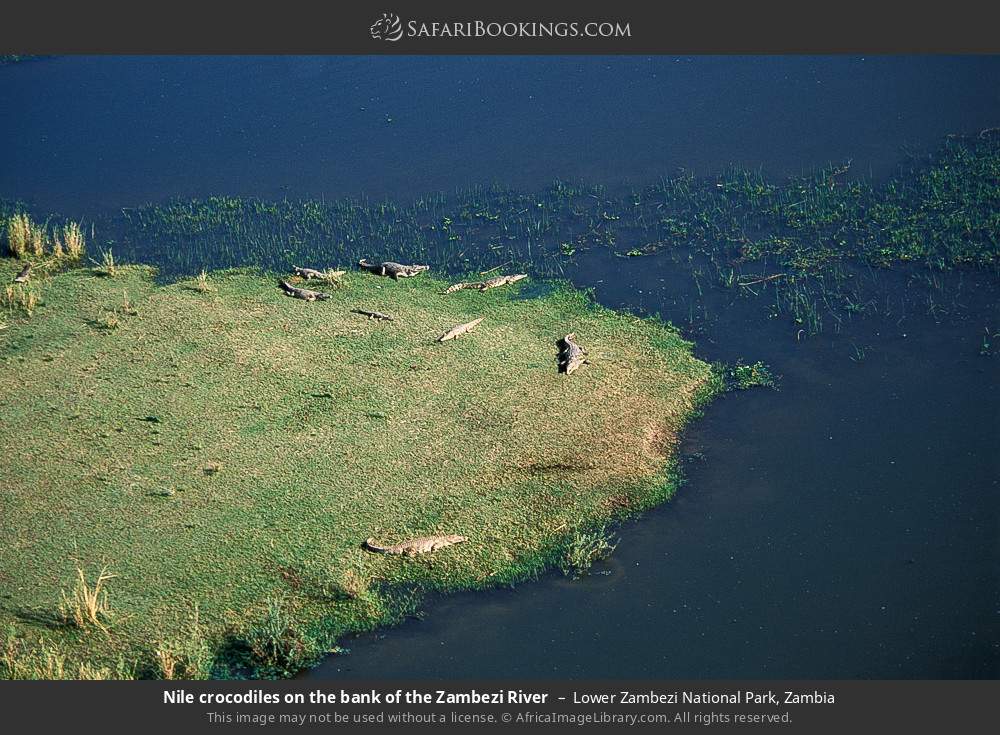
[0,259,715,678]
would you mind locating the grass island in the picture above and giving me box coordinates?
[0,254,715,678]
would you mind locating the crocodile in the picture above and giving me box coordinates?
[438,317,484,342]
[351,308,395,321]
[278,279,331,301]
[12,263,31,284]
[293,265,345,281]
[364,535,467,556]
[557,333,588,374]
[358,259,429,280]
[444,273,527,293]
[479,273,527,290]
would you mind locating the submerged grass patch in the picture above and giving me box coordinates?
[72,135,996,284]
[9,133,982,340]
[0,261,714,678]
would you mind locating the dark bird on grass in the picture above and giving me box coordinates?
[556,333,589,374]
[12,263,31,284]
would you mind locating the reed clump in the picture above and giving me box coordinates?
[337,569,370,600]
[92,248,117,277]
[6,213,31,258]
[29,219,45,257]
[54,221,86,260]
[5,213,86,260]
[560,525,619,579]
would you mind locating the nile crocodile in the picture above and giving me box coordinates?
[364,535,467,556]
[278,279,331,301]
[444,273,528,293]
[358,259,429,280]
[557,333,588,374]
[351,308,395,321]
[438,317,484,342]
[293,265,345,281]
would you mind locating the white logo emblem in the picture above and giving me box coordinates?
[370,13,403,42]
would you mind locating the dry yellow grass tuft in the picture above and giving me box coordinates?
[6,213,31,258]
[62,221,86,259]
[59,565,116,635]
[5,214,86,260]
[3,283,40,316]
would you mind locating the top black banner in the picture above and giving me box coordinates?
[2,0,999,54]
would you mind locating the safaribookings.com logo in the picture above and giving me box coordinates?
[370,13,404,41]
[370,13,631,42]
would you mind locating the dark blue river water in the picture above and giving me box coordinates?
[3,56,1000,214]
[1,56,997,678]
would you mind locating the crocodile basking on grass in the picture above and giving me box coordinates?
[444,273,528,293]
[293,265,345,281]
[358,259,430,280]
[278,279,331,301]
[351,308,394,321]
[438,317,484,342]
[364,535,467,556]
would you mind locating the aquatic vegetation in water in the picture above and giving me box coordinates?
[727,361,777,390]
[980,328,996,357]
[559,525,619,579]
[2,134,980,339]
[107,135,998,280]
[711,360,778,392]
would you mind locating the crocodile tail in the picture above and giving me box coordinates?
[364,538,389,553]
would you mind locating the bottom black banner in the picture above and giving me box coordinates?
[1,680,995,732]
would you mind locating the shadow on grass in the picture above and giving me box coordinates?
[6,605,71,631]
